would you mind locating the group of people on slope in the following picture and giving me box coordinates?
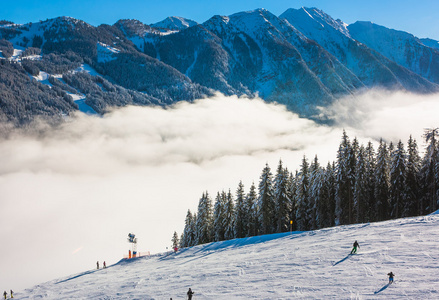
[96,261,106,269]
[350,241,395,284]
[3,290,13,299]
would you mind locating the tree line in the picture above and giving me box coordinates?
[176,129,439,248]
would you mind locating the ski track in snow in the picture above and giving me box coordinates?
[16,214,439,299]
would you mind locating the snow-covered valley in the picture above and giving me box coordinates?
[17,213,439,299]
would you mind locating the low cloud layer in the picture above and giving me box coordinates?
[0,91,436,290]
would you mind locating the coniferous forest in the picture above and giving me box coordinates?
[178,129,439,248]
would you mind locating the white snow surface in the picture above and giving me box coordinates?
[18,214,439,299]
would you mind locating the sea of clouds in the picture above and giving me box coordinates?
[0,91,437,291]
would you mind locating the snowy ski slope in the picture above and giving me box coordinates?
[18,213,439,299]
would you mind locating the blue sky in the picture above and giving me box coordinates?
[2,1,439,39]
[2,0,439,40]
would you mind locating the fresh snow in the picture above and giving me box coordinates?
[17,214,439,299]
[97,42,120,63]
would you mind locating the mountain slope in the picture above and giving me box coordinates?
[348,21,439,84]
[18,214,439,299]
[280,7,439,93]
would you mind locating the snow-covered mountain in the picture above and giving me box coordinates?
[348,21,439,84]
[17,213,439,299]
[1,7,439,125]
[151,16,198,31]
[280,7,438,93]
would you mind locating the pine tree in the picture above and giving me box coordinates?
[389,140,407,219]
[296,156,310,230]
[213,192,226,242]
[182,210,194,248]
[365,142,376,222]
[257,163,275,235]
[288,171,298,231]
[171,231,179,250]
[375,139,390,221]
[324,162,337,227]
[195,192,213,245]
[223,189,235,240]
[245,182,258,236]
[234,181,246,238]
[405,136,421,216]
[309,156,321,230]
[335,130,355,225]
[354,145,368,223]
[421,128,439,213]
[274,160,291,233]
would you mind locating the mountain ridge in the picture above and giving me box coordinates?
[1,7,439,125]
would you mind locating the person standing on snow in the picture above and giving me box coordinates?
[97,261,99,269]
[3,291,7,299]
[350,240,360,254]
[388,272,395,284]
[9,290,13,298]
[187,288,194,300]
[103,261,106,268]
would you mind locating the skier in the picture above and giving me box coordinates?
[350,240,360,254]
[187,288,194,300]
[103,261,106,268]
[97,261,99,269]
[3,291,7,300]
[10,290,13,298]
[388,271,395,284]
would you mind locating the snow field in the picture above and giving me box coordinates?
[18,214,439,299]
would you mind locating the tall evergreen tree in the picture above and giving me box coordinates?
[288,171,298,231]
[182,210,194,248]
[245,182,258,236]
[213,192,226,242]
[274,160,291,233]
[354,145,368,223]
[309,156,321,230]
[336,130,355,225]
[257,163,275,235]
[421,128,439,213]
[405,136,421,216]
[389,140,407,219]
[324,162,337,227]
[234,181,246,239]
[195,192,213,245]
[365,141,376,222]
[375,139,390,221]
[223,189,235,240]
[296,156,310,230]
[171,231,180,249]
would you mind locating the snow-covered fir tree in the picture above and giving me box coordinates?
[257,163,275,235]
[234,181,246,239]
[274,160,291,233]
[171,231,179,249]
[420,128,439,213]
[324,162,337,227]
[182,210,196,247]
[213,192,226,242]
[296,156,310,230]
[405,136,421,216]
[375,139,390,221]
[288,171,298,231]
[389,140,407,219]
[365,141,376,222]
[195,192,213,245]
[223,190,235,240]
[354,145,368,223]
[245,182,258,237]
[335,130,355,225]
[309,156,321,230]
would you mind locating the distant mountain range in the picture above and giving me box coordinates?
[1,7,438,125]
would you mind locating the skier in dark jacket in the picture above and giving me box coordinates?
[350,240,359,254]
[187,288,194,300]
[3,291,7,300]
[388,272,395,284]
